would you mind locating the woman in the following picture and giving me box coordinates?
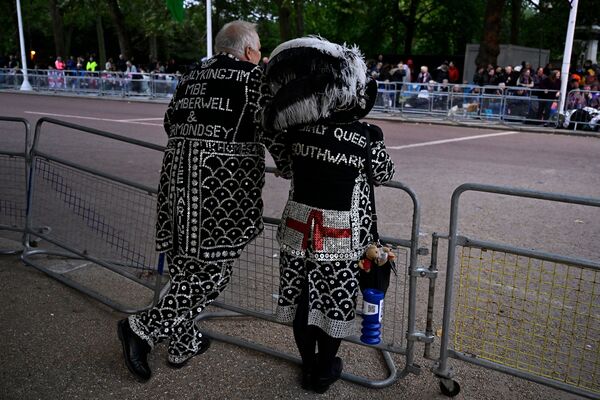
[262,37,395,393]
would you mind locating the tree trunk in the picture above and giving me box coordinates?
[213,0,224,38]
[390,4,400,54]
[510,0,521,44]
[106,0,131,59]
[402,0,420,56]
[475,0,505,68]
[149,34,158,63]
[65,26,73,58]
[48,0,66,57]
[274,0,292,41]
[96,15,106,68]
[295,0,304,37]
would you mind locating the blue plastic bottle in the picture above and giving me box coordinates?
[360,288,384,345]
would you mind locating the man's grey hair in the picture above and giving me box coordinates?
[214,20,259,57]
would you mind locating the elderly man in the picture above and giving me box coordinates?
[117,20,268,381]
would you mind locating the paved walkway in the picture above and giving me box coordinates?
[0,246,579,400]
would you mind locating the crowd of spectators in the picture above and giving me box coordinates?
[1,52,182,94]
[367,55,462,86]
[3,51,599,127]
[366,54,600,124]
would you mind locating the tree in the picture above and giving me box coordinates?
[475,0,505,68]
[295,0,304,37]
[48,0,66,57]
[273,0,292,41]
[510,0,522,44]
[96,15,107,67]
[106,0,132,58]
[3,0,594,70]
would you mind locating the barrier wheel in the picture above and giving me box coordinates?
[439,379,461,397]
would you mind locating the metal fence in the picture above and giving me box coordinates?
[4,116,599,396]
[3,69,600,132]
[373,81,600,131]
[433,183,600,399]
[14,117,427,388]
[204,179,426,387]
[21,118,166,313]
[0,68,179,99]
[0,117,30,254]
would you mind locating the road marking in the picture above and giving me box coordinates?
[24,111,163,126]
[115,117,163,122]
[387,131,521,150]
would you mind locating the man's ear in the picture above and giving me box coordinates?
[243,47,252,62]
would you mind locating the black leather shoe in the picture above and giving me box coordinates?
[300,354,317,390]
[301,368,313,390]
[313,357,343,394]
[167,336,211,369]
[117,319,152,382]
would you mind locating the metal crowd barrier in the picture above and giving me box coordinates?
[7,115,599,395]
[21,118,166,313]
[433,183,600,399]
[14,117,428,388]
[203,177,426,387]
[4,68,599,131]
[0,117,30,254]
[373,81,600,130]
[0,68,179,99]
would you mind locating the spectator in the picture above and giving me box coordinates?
[166,58,178,74]
[585,69,597,86]
[450,83,465,108]
[438,78,450,92]
[65,56,76,71]
[538,70,561,123]
[403,60,412,83]
[533,67,546,88]
[487,67,500,87]
[417,65,432,84]
[435,61,449,83]
[54,56,66,89]
[481,68,499,96]
[448,61,460,84]
[406,59,414,82]
[72,62,86,90]
[504,65,517,87]
[125,60,138,92]
[370,61,383,79]
[379,63,392,81]
[472,66,486,86]
[261,56,269,71]
[568,77,580,93]
[517,68,534,91]
[116,54,127,72]
[390,61,406,82]
[8,54,18,69]
[54,56,65,71]
[566,80,586,110]
[587,83,600,108]
[105,57,114,71]
[86,55,97,72]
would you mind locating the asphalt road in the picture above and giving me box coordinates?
[1,92,599,400]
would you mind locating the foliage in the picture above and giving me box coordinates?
[2,0,596,69]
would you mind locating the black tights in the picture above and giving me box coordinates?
[292,283,341,375]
